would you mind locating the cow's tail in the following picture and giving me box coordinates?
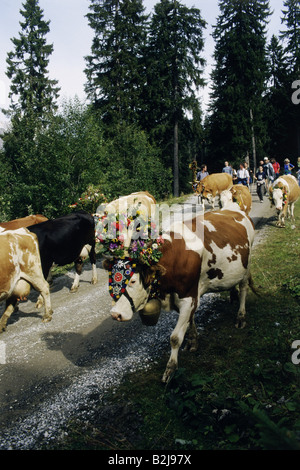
[249,274,260,296]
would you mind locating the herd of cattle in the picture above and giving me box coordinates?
[0,173,299,382]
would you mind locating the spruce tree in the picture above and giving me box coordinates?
[5,0,60,120]
[2,0,60,217]
[280,0,300,157]
[84,0,148,127]
[264,35,292,159]
[280,0,300,74]
[144,0,206,196]
[207,0,271,171]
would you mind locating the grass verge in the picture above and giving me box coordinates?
[50,201,300,451]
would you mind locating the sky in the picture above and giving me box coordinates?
[0,0,286,127]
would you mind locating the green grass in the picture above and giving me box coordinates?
[49,201,300,451]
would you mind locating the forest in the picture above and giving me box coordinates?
[0,0,299,220]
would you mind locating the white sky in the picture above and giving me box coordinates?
[0,0,286,125]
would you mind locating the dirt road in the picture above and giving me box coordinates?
[0,190,276,449]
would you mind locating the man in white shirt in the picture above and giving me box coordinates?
[236,163,250,186]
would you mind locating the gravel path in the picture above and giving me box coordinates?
[0,190,276,449]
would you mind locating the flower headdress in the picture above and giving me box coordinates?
[94,208,164,267]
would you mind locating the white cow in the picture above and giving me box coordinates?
[269,175,300,227]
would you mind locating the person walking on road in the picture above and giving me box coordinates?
[255,165,267,202]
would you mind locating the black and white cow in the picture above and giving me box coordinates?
[27,210,97,293]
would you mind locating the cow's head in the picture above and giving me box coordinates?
[199,182,213,201]
[220,189,233,208]
[270,184,287,212]
[103,258,165,322]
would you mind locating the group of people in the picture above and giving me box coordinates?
[196,156,300,205]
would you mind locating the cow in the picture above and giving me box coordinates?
[0,229,52,333]
[196,173,233,208]
[97,191,156,217]
[104,209,255,383]
[0,214,48,231]
[269,175,300,227]
[220,185,252,215]
[95,191,157,252]
[27,210,97,295]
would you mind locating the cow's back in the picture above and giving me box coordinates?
[27,211,95,266]
[201,173,233,195]
[0,214,48,231]
[105,191,156,216]
[281,175,300,202]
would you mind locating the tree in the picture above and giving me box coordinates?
[84,0,148,128]
[280,0,300,74]
[1,0,60,218]
[207,0,271,172]
[264,35,292,159]
[5,0,60,120]
[280,0,300,157]
[144,0,206,196]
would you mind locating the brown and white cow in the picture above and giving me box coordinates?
[269,175,300,227]
[196,173,233,208]
[0,229,53,332]
[220,185,252,215]
[0,214,48,231]
[105,209,255,383]
[95,191,157,251]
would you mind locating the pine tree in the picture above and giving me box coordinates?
[280,0,300,157]
[144,0,206,196]
[207,0,271,171]
[2,0,60,217]
[264,35,292,158]
[280,0,300,74]
[5,0,60,120]
[84,0,148,127]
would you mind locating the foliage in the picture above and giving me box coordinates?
[97,122,172,201]
[69,184,107,214]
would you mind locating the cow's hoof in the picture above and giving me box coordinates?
[162,363,177,383]
[42,314,53,323]
[70,286,79,293]
[91,279,98,285]
[183,338,198,352]
[235,320,246,329]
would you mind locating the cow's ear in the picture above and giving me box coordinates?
[155,264,166,277]
[141,263,166,287]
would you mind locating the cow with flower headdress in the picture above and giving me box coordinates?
[269,175,300,228]
[97,203,256,384]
